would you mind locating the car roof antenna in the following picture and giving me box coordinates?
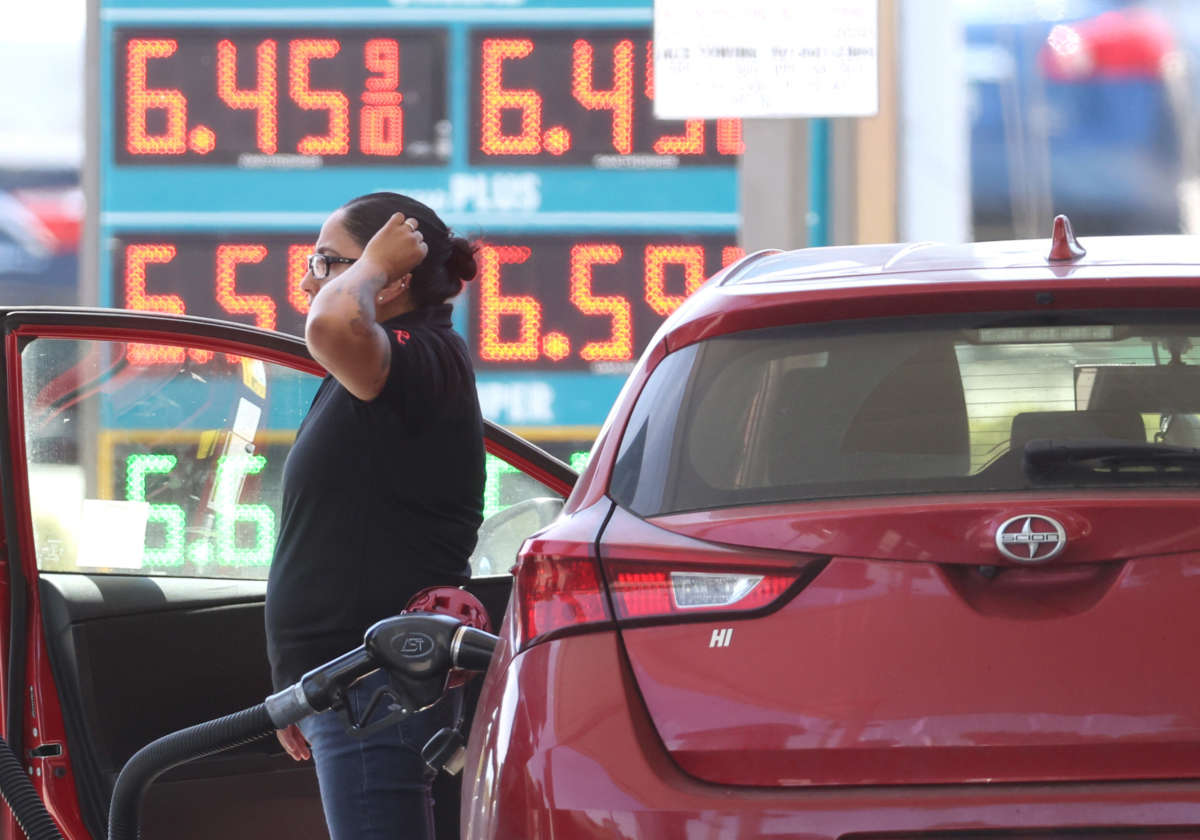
[1047,214,1086,262]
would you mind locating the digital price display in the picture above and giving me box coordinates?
[471,235,740,369]
[116,28,449,165]
[470,29,743,166]
[112,235,312,344]
[115,445,287,570]
[111,233,741,369]
[109,444,589,574]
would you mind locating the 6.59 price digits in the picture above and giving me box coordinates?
[473,30,743,165]
[474,236,742,369]
[118,236,313,365]
[119,29,447,164]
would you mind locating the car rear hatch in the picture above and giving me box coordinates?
[603,498,1200,787]
[601,310,1200,788]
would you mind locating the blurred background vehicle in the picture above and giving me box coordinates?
[962,0,1200,238]
[0,2,83,306]
[0,172,82,307]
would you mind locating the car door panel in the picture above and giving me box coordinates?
[37,574,275,775]
[0,309,574,840]
[37,574,323,840]
[5,315,326,840]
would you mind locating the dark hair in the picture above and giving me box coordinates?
[339,192,478,308]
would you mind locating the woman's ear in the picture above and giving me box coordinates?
[376,273,413,305]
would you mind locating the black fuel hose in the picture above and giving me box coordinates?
[106,703,275,840]
[0,733,65,840]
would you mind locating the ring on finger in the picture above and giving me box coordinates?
[404,218,419,230]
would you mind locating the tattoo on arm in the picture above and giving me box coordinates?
[328,283,376,338]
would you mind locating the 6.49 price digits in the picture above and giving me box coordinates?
[473,30,743,164]
[474,236,743,369]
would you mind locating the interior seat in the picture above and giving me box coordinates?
[1009,409,1147,452]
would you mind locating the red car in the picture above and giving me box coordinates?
[462,219,1200,837]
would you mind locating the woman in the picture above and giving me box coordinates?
[265,192,485,840]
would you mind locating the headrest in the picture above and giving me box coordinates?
[1010,410,1145,452]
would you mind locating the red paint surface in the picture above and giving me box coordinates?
[1040,9,1175,81]
[12,240,1200,836]
[4,330,87,840]
[598,501,1200,786]
[651,493,1200,566]
[463,632,1200,837]
[623,551,1200,786]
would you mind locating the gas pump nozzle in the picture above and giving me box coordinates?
[266,612,498,737]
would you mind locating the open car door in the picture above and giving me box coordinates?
[0,308,575,840]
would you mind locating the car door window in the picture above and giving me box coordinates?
[22,336,319,579]
[472,454,564,577]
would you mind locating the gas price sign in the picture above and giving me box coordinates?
[96,0,741,436]
[104,442,570,571]
[112,232,741,369]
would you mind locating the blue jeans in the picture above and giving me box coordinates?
[298,670,463,840]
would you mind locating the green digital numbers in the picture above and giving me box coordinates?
[213,453,276,567]
[483,454,520,520]
[124,450,277,570]
[125,453,186,568]
[126,448,590,571]
[483,450,589,520]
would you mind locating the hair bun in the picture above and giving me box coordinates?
[446,236,479,283]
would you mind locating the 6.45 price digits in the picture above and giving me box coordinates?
[475,239,744,367]
[120,30,446,163]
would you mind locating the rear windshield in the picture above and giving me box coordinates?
[610,312,1200,516]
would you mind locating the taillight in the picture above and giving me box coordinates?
[512,506,826,652]
[513,552,613,650]
[608,563,799,620]
[514,553,820,650]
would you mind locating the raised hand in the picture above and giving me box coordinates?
[360,213,428,282]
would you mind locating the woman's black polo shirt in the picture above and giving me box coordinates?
[265,304,485,690]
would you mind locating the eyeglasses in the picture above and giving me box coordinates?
[306,253,357,280]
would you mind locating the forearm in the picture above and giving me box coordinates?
[305,259,388,355]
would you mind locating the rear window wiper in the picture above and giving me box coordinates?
[1023,439,1200,482]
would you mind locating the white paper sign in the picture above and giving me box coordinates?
[77,499,150,570]
[652,0,879,119]
[232,396,263,443]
